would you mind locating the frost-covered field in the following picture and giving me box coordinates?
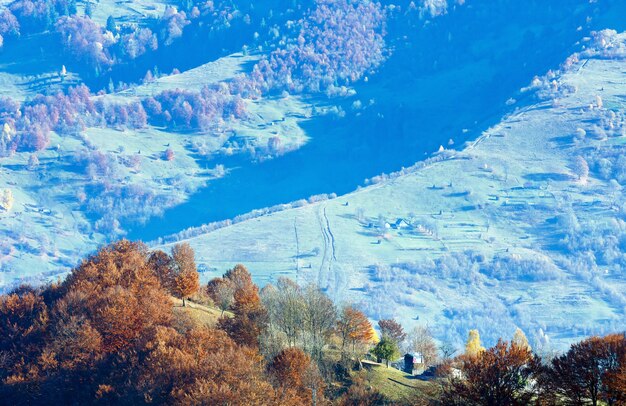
[159,32,626,350]
[1,0,625,352]
[0,51,313,287]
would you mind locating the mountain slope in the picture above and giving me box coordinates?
[159,31,626,349]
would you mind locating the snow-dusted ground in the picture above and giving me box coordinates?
[0,52,313,288]
[158,34,626,350]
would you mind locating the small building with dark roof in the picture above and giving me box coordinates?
[404,353,425,375]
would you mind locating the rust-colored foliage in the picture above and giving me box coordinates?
[441,339,540,406]
[223,263,255,291]
[207,264,254,315]
[148,249,175,292]
[171,242,197,275]
[270,347,311,388]
[171,243,200,306]
[136,326,286,405]
[378,318,406,344]
[268,347,325,404]
[62,240,172,353]
[174,268,200,306]
[0,286,49,386]
[0,240,175,403]
[0,287,48,353]
[0,240,309,405]
[547,333,626,406]
[337,305,375,355]
[218,283,268,348]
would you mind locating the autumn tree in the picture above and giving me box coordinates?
[378,318,407,345]
[336,305,375,367]
[208,263,256,315]
[546,333,626,406]
[171,242,199,306]
[223,263,255,292]
[269,347,325,404]
[148,249,175,292]
[465,329,485,357]
[163,147,175,161]
[372,336,400,368]
[512,328,531,352]
[61,240,172,353]
[218,276,268,348]
[0,286,49,385]
[134,326,284,405]
[0,240,173,403]
[441,339,540,406]
[606,350,626,404]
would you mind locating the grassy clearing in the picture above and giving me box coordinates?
[360,360,437,403]
[171,297,230,328]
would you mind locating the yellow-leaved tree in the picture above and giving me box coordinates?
[512,327,531,351]
[465,329,485,357]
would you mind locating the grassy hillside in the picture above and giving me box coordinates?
[171,296,231,328]
[0,50,314,289]
[360,361,438,404]
[158,33,626,349]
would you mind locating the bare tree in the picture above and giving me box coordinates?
[207,278,235,316]
[302,284,336,360]
[406,325,439,366]
[439,340,458,361]
[265,278,305,348]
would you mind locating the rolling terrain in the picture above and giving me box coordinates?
[0,0,625,352]
[158,33,626,349]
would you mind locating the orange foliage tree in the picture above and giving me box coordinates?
[0,240,175,403]
[546,333,626,406]
[207,277,235,316]
[268,347,325,405]
[218,283,268,348]
[206,264,253,316]
[440,339,540,406]
[171,243,199,306]
[0,286,49,386]
[134,326,292,405]
[148,249,175,292]
[62,240,172,353]
[336,305,375,365]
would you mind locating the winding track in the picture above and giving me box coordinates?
[316,205,337,289]
[323,207,338,262]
